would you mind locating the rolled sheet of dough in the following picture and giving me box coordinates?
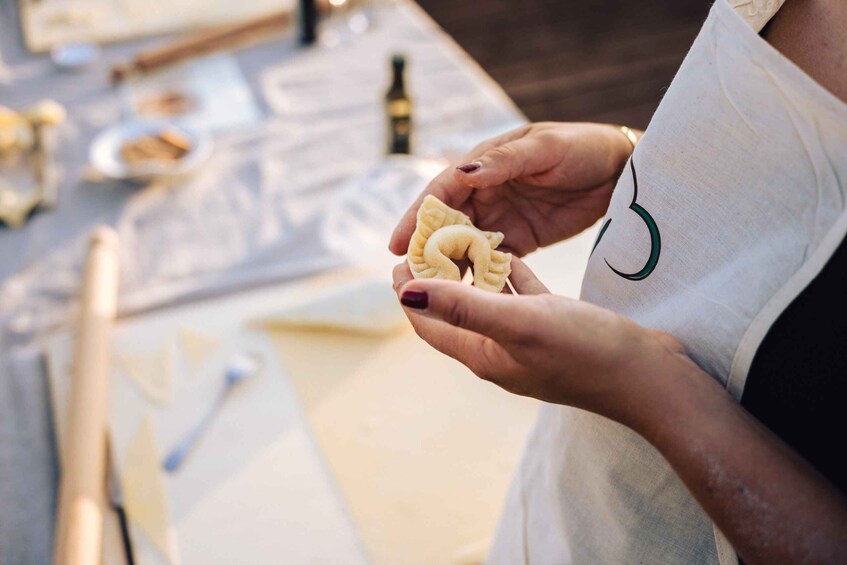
[252,277,409,336]
[116,347,175,405]
[178,329,221,375]
[120,416,179,565]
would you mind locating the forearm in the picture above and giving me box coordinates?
[629,361,847,564]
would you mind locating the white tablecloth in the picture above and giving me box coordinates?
[0,2,525,562]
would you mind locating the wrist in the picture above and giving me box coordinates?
[626,353,728,448]
[600,326,714,435]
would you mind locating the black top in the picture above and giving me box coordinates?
[741,236,847,494]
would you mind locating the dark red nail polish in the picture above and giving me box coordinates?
[456,162,481,174]
[400,289,428,309]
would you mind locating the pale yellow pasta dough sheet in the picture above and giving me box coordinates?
[121,416,179,564]
[269,328,539,565]
[178,329,221,375]
[115,347,176,406]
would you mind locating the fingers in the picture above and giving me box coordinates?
[397,277,542,345]
[388,166,473,256]
[405,309,520,381]
[392,261,414,292]
[453,132,557,189]
[393,257,550,341]
[388,125,533,257]
[508,257,550,296]
[392,263,522,381]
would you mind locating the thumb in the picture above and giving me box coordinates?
[399,278,539,342]
[453,134,554,189]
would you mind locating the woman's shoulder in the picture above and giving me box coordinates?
[726,0,786,32]
[761,0,847,105]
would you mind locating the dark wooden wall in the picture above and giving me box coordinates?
[415,0,711,129]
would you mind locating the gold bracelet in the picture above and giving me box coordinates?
[619,125,639,150]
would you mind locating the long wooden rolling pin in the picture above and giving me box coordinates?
[53,227,120,565]
[110,10,292,83]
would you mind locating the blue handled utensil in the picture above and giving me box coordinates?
[163,352,263,473]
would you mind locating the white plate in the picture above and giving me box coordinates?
[89,120,212,181]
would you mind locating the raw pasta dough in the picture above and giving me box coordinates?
[179,328,221,375]
[252,277,408,336]
[115,347,175,405]
[407,195,511,292]
[121,416,178,564]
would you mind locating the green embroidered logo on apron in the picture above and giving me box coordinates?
[591,158,661,281]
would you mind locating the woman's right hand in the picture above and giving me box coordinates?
[389,122,637,257]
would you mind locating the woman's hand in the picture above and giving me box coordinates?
[392,257,691,423]
[393,260,847,564]
[389,122,635,257]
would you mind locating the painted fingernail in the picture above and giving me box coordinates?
[400,289,428,309]
[456,162,481,174]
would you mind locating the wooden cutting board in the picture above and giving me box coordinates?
[19,0,291,52]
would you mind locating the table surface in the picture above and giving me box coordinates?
[0,2,595,563]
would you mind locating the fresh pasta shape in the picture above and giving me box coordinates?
[407,195,512,292]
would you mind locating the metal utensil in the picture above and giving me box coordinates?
[162,352,263,473]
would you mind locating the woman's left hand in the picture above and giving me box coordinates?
[393,257,700,424]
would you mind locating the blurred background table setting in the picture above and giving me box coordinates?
[0,0,677,562]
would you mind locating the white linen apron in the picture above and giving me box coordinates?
[488,1,847,563]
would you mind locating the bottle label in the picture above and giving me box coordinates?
[389,116,411,154]
[388,100,411,116]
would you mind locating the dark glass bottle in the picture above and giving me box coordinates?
[299,0,317,45]
[385,55,412,155]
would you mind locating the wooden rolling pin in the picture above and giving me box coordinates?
[110,10,292,83]
[53,227,120,565]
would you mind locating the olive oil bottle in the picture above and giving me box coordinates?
[385,54,412,155]
[299,0,317,45]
